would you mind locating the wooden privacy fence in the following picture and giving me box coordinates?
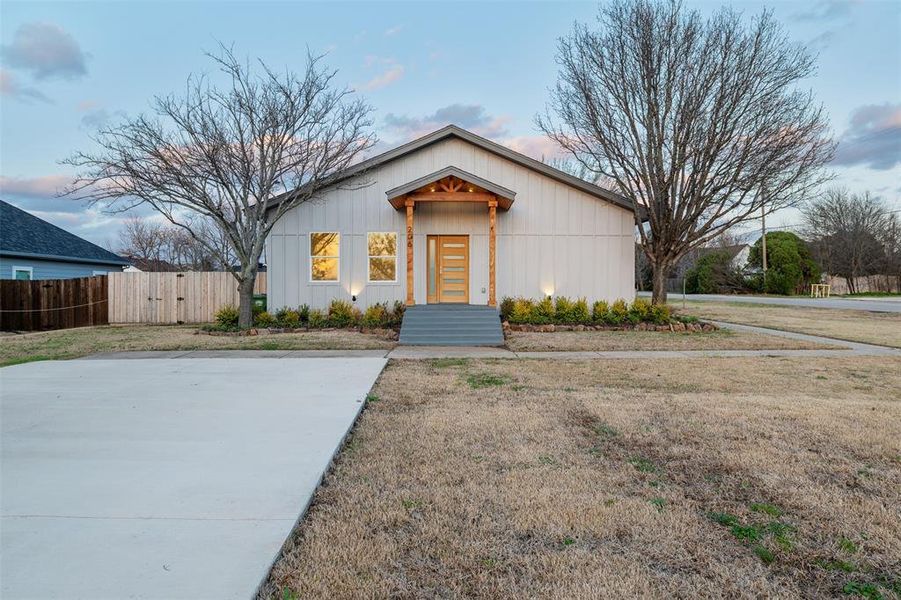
[0,275,109,331]
[108,272,267,324]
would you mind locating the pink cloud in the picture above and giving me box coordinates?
[501,135,565,161]
[0,174,72,198]
[358,64,405,91]
[0,68,50,103]
[383,104,512,142]
[76,99,99,112]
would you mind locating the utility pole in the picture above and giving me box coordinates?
[761,190,767,291]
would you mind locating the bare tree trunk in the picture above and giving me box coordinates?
[651,262,669,305]
[238,275,256,328]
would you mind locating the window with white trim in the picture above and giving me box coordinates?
[12,266,33,280]
[367,232,397,282]
[310,232,339,281]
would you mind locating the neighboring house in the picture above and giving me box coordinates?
[671,243,752,280]
[0,199,130,280]
[266,125,638,310]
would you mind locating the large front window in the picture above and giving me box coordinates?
[368,232,397,282]
[310,232,339,281]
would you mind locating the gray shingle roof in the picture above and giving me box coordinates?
[0,199,130,266]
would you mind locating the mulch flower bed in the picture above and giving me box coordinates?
[197,326,399,340]
[504,321,718,333]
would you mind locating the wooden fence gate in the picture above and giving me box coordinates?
[0,275,109,331]
[107,272,266,324]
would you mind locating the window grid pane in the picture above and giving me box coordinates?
[311,232,339,258]
[310,233,339,281]
[368,232,396,257]
[368,232,397,281]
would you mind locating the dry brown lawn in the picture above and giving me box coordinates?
[0,325,393,366]
[677,301,901,348]
[261,356,901,600]
[505,328,840,352]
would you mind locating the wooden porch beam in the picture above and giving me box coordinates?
[488,199,497,307]
[406,191,496,203]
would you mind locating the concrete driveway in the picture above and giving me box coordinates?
[1,357,386,600]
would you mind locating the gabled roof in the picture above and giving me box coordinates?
[385,165,516,210]
[0,199,130,266]
[386,165,516,201]
[269,125,639,215]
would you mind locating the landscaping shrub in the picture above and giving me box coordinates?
[571,298,591,323]
[362,303,389,328]
[554,296,576,322]
[297,304,310,323]
[510,298,536,324]
[685,250,739,294]
[534,296,556,324]
[254,311,276,327]
[609,299,630,324]
[591,300,609,323]
[629,297,652,322]
[280,309,301,328]
[308,308,328,328]
[214,304,239,327]
[389,300,406,327]
[501,296,686,327]
[328,299,358,327]
[499,297,515,322]
[650,303,671,325]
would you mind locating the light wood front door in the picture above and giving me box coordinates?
[428,235,469,303]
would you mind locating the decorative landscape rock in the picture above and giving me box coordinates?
[504,321,716,334]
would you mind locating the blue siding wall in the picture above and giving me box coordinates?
[0,257,124,280]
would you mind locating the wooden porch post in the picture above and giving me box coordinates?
[488,198,497,307]
[405,198,415,305]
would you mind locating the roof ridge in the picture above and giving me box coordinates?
[267,124,641,217]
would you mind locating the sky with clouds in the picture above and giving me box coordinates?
[1,0,899,249]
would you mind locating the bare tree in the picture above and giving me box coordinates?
[802,188,891,293]
[118,216,170,267]
[119,215,235,271]
[882,213,901,292]
[538,0,834,303]
[65,46,375,326]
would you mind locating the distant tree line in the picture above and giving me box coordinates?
[802,188,900,294]
[646,189,900,296]
[118,215,235,271]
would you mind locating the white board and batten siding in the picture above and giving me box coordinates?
[267,137,635,310]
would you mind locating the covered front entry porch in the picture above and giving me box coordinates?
[386,166,515,307]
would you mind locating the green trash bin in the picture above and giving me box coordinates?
[252,294,267,312]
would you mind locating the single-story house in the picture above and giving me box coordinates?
[0,199,130,280]
[266,125,638,310]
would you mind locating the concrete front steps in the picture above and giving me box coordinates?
[399,304,504,346]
